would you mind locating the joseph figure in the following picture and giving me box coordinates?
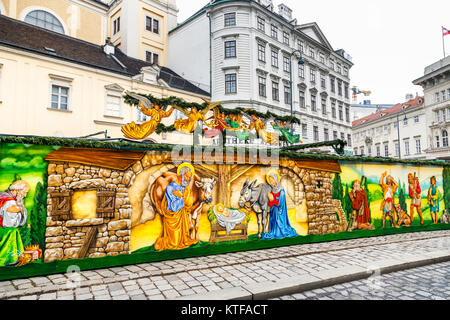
[154,164,199,252]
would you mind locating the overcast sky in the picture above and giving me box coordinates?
[176,0,450,104]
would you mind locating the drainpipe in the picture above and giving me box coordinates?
[207,12,212,97]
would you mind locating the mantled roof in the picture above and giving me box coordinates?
[0,15,209,96]
[352,97,424,128]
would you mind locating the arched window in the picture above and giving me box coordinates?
[24,10,64,34]
[443,130,449,147]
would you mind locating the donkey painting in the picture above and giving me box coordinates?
[238,178,271,238]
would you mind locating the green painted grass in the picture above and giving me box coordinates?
[0,223,449,282]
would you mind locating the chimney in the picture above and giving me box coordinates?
[103,37,115,55]
[278,3,292,20]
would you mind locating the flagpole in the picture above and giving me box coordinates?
[444,26,447,58]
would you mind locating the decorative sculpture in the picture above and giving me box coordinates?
[173,99,221,134]
[121,92,174,140]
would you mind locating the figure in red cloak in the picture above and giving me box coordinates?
[348,178,375,231]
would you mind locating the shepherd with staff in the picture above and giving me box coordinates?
[348,176,375,231]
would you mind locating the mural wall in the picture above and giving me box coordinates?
[0,141,449,275]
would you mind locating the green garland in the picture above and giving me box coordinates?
[1,135,449,167]
[124,93,301,125]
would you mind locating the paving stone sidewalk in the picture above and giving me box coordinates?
[274,260,450,300]
[1,230,449,300]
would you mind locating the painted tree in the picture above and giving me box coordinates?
[332,173,344,203]
[363,177,372,221]
[30,181,47,254]
[343,184,354,221]
[398,181,407,212]
[13,173,22,181]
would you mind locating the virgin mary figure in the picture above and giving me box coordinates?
[262,170,298,240]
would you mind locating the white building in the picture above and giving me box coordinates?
[413,56,450,161]
[168,0,353,150]
[352,97,427,160]
[351,102,394,122]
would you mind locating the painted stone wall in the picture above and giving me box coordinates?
[45,162,132,262]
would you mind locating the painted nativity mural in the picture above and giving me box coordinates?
[0,94,449,278]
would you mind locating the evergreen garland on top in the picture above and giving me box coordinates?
[123,93,301,124]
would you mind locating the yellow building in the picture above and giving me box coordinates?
[0,0,177,65]
[0,14,209,144]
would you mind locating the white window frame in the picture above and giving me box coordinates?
[48,74,73,112]
[20,6,68,34]
[104,85,124,118]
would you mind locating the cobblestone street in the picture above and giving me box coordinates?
[274,260,450,300]
[1,230,449,300]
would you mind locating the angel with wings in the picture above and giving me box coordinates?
[173,99,221,134]
[121,92,174,140]
[203,108,250,139]
[246,113,278,145]
[270,119,302,144]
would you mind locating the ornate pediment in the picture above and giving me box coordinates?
[104,83,125,92]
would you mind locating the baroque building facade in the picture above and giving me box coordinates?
[413,56,450,160]
[168,0,353,150]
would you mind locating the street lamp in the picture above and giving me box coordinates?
[289,50,305,135]
[396,107,408,159]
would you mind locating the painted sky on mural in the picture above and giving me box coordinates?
[176,0,450,104]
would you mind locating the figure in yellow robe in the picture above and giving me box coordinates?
[154,164,199,251]
[121,92,174,140]
[173,100,222,135]
[249,114,277,144]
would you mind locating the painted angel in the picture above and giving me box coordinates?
[270,119,302,144]
[173,99,221,134]
[121,92,174,140]
[245,113,278,145]
[204,108,250,139]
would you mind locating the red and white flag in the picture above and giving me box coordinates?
[443,27,450,36]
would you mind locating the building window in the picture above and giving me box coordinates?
[146,51,152,62]
[113,16,121,35]
[105,92,122,118]
[224,13,236,27]
[414,115,419,123]
[153,53,159,65]
[298,40,304,53]
[338,105,343,121]
[225,41,236,58]
[271,50,278,68]
[25,10,65,34]
[272,82,279,101]
[404,141,410,156]
[257,17,265,32]
[360,147,365,156]
[384,144,389,157]
[354,148,358,155]
[51,84,69,110]
[443,109,447,122]
[145,16,154,32]
[258,43,265,62]
[416,139,421,153]
[394,121,398,129]
[442,91,446,101]
[347,134,352,147]
[330,60,335,71]
[302,124,308,138]
[299,64,305,78]
[320,54,325,64]
[344,67,348,77]
[283,56,290,73]
[310,69,316,83]
[153,19,160,34]
[284,86,291,104]
[376,145,381,156]
[395,143,400,157]
[320,75,326,89]
[271,25,278,39]
[337,64,342,74]
[283,32,290,45]
[313,126,319,141]
[330,78,335,93]
[331,102,336,118]
[258,76,266,97]
[309,48,315,59]
[324,128,329,141]
[345,106,350,123]
[367,146,372,156]
[436,135,440,148]
[299,90,305,108]
[225,74,237,94]
[443,130,449,147]
[436,111,441,122]
[321,98,327,115]
[311,95,317,111]
[436,92,440,103]
[344,84,349,99]
[338,81,343,96]
[404,117,408,126]
[333,131,338,140]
